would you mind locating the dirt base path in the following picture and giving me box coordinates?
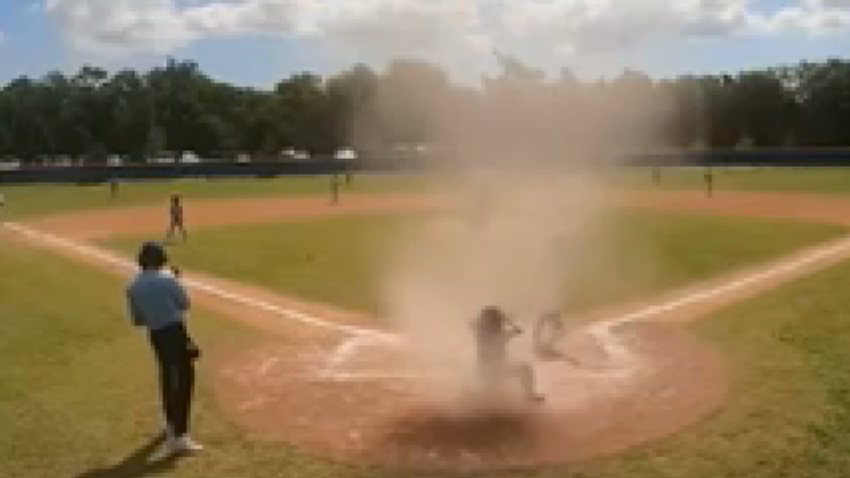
[24,189,850,241]
[218,322,724,469]
[6,189,850,470]
[25,193,445,240]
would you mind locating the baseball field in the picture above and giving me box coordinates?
[6,168,850,477]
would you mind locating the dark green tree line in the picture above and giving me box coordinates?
[4,57,850,165]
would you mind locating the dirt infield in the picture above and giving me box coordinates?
[218,322,723,469]
[24,193,445,240]
[24,189,850,241]
[7,189,850,470]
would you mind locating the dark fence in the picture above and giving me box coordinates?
[634,150,850,167]
[5,151,850,184]
[0,160,355,185]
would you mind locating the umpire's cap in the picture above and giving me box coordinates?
[137,241,168,269]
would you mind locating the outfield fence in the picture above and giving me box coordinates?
[4,151,850,184]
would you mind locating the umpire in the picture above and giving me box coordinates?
[126,241,203,454]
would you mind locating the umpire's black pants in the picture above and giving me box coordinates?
[149,323,195,437]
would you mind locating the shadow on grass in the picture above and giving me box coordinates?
[75,433,181,478]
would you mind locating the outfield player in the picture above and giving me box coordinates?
[127,242,203,454]
[109,178,120,200]
[330,174,340,205]
[473,306,544,403]
[165,194,187,243]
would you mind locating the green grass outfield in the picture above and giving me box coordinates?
[7,167,850,223]
[106,211,844,316]
[0,174,431,220]
[7,216,850,476]
[622,166,850,194]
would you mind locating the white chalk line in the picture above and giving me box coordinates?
[315,364,638,384]
[3,223,395,342]
[257,356,282,377]
[318,234,850,382]
[8,222,850,384]
[601,234,850,329]
[320,335,375,378]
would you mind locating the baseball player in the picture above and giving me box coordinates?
[0,191,5,223]
[533,310,580,365]
[109,178,120,201]
[165,194,187,243]
[329,174,340,205]
[473,306,544,403]
[704,168,714,198]
[126,242,202,454]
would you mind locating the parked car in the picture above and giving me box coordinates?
[335,148,358,161]
[180,151,201,164]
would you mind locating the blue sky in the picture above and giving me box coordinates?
[2,0,850,87]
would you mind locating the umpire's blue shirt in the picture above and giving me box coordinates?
[127,269,190,331]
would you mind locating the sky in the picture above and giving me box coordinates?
[2,0,850,87]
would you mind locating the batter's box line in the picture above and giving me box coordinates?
[316,327,645,384]
[319,334,405,380]
[313,366,642,384]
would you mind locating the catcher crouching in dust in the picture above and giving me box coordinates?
[473,306,545,404]
[533,310,579,365]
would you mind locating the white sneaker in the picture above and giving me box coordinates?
[163,419,175,440]
[168,435,204,454]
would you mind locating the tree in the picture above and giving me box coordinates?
[5,56,850,163]
[5,76,54,162]
[273,73,327,154]
[735,71,792,147]
[147,59,209,155]
[795,59,850,146]
[702,75,743,148]
[0,122,11,158]
[327,64,379,154]
[659,77,705,148]
[103,69,155,161]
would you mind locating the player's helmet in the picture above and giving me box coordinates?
[479,306,506,335]
[137,241,168,269]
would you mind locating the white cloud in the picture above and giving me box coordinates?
[42,0,850,63]
[317,0,489,60]
[45,0,196,56]
[758,0,850,35]
[499,0,754,55]
[181,0,321,36]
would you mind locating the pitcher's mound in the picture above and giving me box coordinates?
[215,322,725,470]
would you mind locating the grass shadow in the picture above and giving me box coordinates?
[74,433,180,478]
